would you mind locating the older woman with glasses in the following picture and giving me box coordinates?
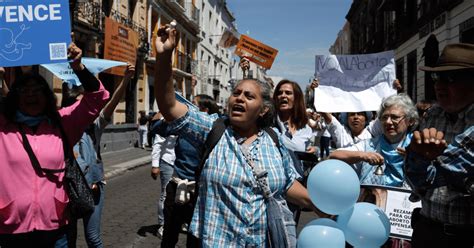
[329,94,419,187]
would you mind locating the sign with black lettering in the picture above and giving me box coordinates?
[104,17,138,76]
[313,51,396,112]
[0,0,71,66]
[234,35,278,69]
[360,186,421,240]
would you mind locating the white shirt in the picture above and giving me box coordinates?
[276,116,313,152]
[151,133,177,167]
[327,115,382,148]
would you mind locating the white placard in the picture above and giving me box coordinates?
[314,51,397,112]
[385,189,421,239]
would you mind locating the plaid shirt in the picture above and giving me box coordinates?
[405,104,474,225]
[167,110,296,247]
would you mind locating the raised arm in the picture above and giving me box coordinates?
[154,22,187,121]
[102,63,135,120]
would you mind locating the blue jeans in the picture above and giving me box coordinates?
[69,184,105,248]
[138,126,148,147]
[158,160,174,226]
[266,197,297,248]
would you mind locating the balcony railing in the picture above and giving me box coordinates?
[109,9,148,43]
[186,2,200,26]
[75,2,102,31]
[168,0,186,12]
[177,51,196,74]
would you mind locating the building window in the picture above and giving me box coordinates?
[407,50,417,102]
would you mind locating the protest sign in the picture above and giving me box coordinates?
[41,58,127,86]
[359,185,421,240]
[218,29,240,48]
[0,0,71,67]
[234,35,278,69]
[313,51,396,112]
[104,17,138,76]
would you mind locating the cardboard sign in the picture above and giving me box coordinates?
[0,0,71,67]
[313,51,396,112]
[234,35,278,69]
[359,185,421,240]
[218,29,239,48]
[104,17,138,75]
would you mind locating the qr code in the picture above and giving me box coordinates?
[49,43,67,60]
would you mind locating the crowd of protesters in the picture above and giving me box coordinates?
[0,21,472,248]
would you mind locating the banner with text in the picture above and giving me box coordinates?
[360,185,421,240]
[104,17,138,76]
[234,35,278,69]
[313,51,396,112]
[219,29,240,48]
[0,0,71,67]
[41,58,127,86]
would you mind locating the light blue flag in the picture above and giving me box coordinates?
[0,0,71,67]
[41,58,127,85]
[175,92,198,111]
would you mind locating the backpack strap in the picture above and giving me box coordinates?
[264,127,280,148]
[195,117,228,182]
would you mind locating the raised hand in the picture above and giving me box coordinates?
[68,43,84,71]
[408,128,447,160]
[155,21,178,58]
[124,64,136,79]
[310,78,319,89]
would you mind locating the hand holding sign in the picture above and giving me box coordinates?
[68,43,84,71]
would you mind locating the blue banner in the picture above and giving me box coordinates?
[41,58,127,86]
[0,0,71,67]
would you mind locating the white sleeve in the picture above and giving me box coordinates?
[337,140,366,152]
[151,134,166,168]
[366,119,383,138]
[327,116,351,148]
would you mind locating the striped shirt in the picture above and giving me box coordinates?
[167,110,296,247]
[405,104,474,225]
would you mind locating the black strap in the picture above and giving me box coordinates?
[195,118,282,182]
[194,117,227,182]
[18,124,66,174]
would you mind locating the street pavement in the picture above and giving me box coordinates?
[75,148,319,247]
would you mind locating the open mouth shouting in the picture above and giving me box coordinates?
[231,104,245,116]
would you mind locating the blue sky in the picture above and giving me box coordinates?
[227,0,352,88]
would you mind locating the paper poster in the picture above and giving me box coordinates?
[313,51,396,112]
[234,35,278,69]
[104,17,138,75]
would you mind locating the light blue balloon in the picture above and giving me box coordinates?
[297,218,345,248]
[307,159,360,215]
[337,202,391,247]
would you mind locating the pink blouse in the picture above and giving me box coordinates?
[0,84,109,234]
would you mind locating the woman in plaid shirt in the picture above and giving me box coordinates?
[153,23,316,247]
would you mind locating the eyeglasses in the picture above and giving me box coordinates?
[379,114,406,124]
